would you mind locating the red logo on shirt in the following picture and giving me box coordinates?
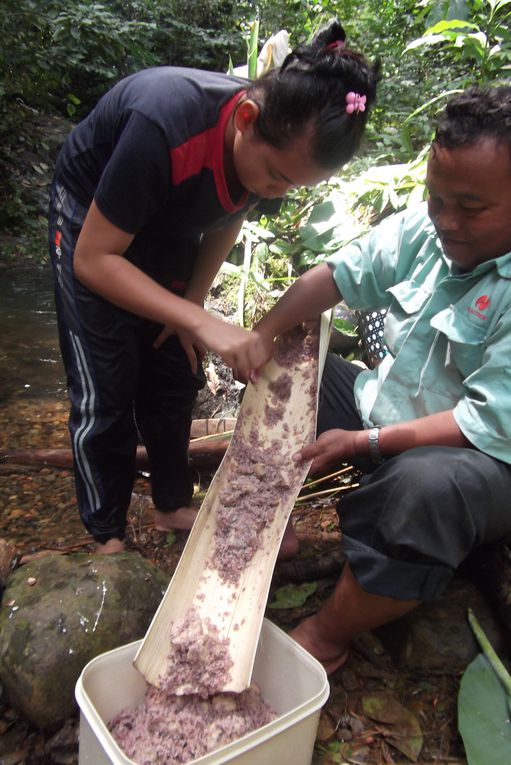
[475,295,490,312]
[468,294,490,321]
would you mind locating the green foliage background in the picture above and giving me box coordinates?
[1,0,510,262]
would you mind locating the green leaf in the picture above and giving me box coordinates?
[267,581,318,609]
[425,19,480,34]
[458,654,511,765]
[333,318,358,337]
[163,532,177,547]
[247,18,259,80]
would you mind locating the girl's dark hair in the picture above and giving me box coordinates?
[245,20,380,169]
[434,85,511,154]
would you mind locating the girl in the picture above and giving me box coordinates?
[48,20,379,553]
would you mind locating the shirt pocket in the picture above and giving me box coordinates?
[385,280,431,354]
[431,306,487,379]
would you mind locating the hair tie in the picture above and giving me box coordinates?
[325,40,345,52]
[345,91,366,114]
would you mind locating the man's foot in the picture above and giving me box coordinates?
[290,615,349,674]
[277,518,300,560]
[153,507,198,532]
[95,537,125,554]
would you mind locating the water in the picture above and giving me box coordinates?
[0,262,66,403]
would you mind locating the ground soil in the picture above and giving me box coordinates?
[0,394,468,765]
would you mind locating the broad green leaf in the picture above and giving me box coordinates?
[267,581,317,609]
[425,19,480,34]
[489,0,511,11]
[458,654,511,765]
[298,193,365,253]
[333,318,358,337]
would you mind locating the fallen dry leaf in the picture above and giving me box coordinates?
[362,692,423,761]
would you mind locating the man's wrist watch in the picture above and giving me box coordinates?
[368,426,384,464]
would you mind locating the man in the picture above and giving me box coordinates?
[256,85,511,670]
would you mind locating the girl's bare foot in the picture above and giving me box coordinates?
[95,537,125,554]
[290,615,349,674]
[154,507,198,532]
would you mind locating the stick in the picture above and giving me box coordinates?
[296,483,360,503]
[303,465,354,490]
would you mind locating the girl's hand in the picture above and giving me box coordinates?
[198,317,273,380]
[177,329,206,374]
[293,429,363,474]
[153,325,205,374]
[233,327,276,384]
[153,324,174,349]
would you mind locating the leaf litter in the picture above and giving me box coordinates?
[0,394,467,764]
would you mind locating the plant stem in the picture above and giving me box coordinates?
[237,231,252,328]
[468,608,511,696]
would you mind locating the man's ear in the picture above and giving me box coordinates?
[233,99,260,133]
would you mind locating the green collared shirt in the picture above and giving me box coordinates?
[328,202,511,463]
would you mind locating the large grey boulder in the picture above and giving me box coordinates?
[375,575,508,671]
[0,552,169,729]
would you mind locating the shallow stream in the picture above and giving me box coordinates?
[0,262,65,404]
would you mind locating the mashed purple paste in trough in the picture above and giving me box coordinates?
[209,426,304,584]
[208,324,319,585]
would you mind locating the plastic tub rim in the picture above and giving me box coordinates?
[76,619,329,765]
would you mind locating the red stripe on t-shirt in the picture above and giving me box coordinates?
[169,92,248,213]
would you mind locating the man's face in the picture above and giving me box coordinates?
[426,138,511,269]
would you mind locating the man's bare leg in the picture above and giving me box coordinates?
[278,516,300,560]
[290,563,420,673]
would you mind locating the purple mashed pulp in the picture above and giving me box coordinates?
[108,324,320,763]
[109,609,276,763]
[208,324,319,585]
[109,684,276,765]
[159,610,234,698]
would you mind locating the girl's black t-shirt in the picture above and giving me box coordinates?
[55,67,260,240]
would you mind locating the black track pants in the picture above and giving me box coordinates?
[48,182,205,543]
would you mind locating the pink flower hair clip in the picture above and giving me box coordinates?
[345,91,366,114]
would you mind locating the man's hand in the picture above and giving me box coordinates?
[293,429,363,474]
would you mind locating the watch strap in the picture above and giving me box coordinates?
[368,426,384,464]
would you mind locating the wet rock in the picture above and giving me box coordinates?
[477,542,511,638]
[0,552,169,730]
[0,540,20,589]
[375,574,507,672]
[44,718,79,764]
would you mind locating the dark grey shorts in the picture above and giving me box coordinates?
[318,354,511,601]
